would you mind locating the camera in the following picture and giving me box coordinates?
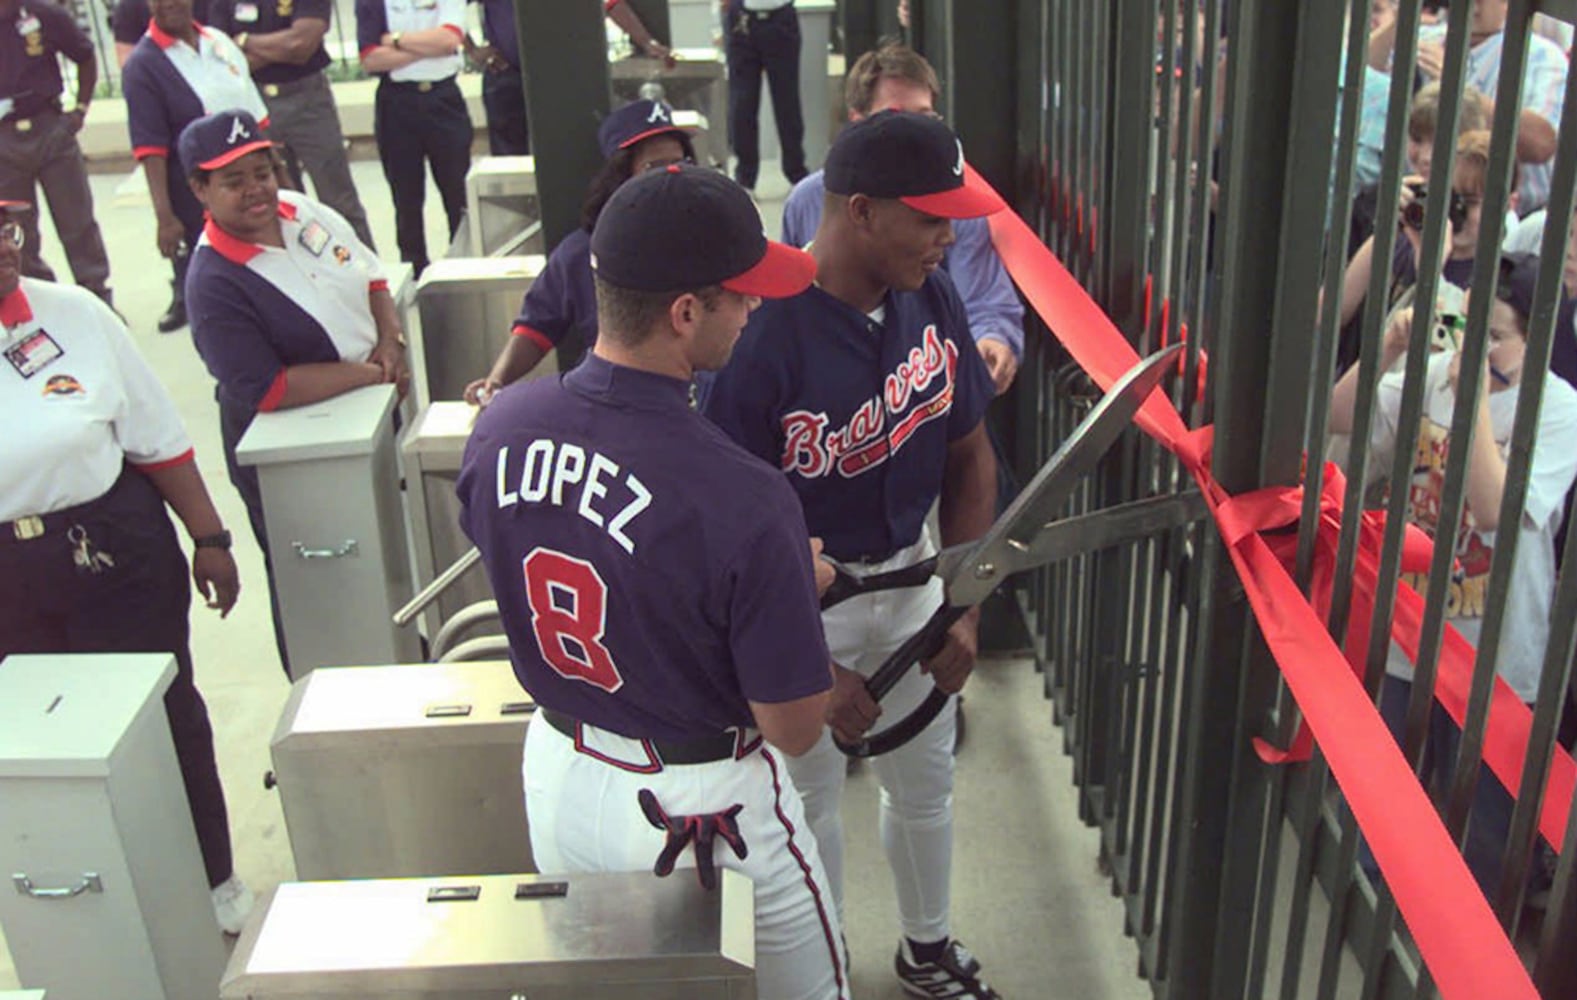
[1401,182,1469,235]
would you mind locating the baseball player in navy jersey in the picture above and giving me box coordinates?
[701,111,1005,999]
[457,164,849,1000]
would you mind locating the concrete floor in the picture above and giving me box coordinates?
[0,159,1149,999]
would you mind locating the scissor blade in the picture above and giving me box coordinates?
[939,343,1183,607]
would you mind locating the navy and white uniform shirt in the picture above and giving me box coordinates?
[122,19,268,168]
[0,0,95,118]
[509,227,597,356]
[207,0,334,86]
[355,0,464,82]
[701,271,994,562]
[0,279,194,522]
[456,353,833,743]
[187,190,387,416]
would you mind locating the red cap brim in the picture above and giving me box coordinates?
[617,123,697,150]
[199,139,273,171]
[0,200,32,213]
[900,164,1007,219]
[721,240,817,298]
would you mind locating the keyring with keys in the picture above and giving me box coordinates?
[66,524,115,574]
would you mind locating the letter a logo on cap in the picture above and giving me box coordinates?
[647,102,670,124]
[227,116,252,144]
[953,139,965,177]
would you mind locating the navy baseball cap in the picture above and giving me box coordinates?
[0,201,29,215]
[598,99,693,160]
[824,110,1006,218]
[591,164,816,298]
[177,109,272,173]
[1496,252,1541,325]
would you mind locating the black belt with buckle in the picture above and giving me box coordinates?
[2,504,79,544]
[0,104,59,133]
[260,73,323,99]
[745,4,792,18]
[384,76,454,93]
[541,707,743,765]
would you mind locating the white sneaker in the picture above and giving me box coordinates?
[210,874,255,936]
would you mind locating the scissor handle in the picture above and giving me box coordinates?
[833,601,969,758]
[819,554,940,610]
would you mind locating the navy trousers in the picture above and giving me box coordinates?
[725,3,807,190]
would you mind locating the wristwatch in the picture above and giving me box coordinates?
[391,31,404,50]
[193,530,233,551]
[235,31,250,50]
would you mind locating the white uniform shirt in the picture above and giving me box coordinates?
[154,22,268,122]
[367,0,465,83]
[0,279,193,522]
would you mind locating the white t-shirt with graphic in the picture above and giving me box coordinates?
[1369,351,1577,700]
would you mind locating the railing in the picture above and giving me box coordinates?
[918,0,1577,996]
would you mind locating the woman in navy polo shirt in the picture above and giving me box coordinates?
[0,199,253,935]
[463,98,698,405]
[181,110,409,676]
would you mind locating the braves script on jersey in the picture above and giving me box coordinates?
[701,272,993,561]
[456,354,833,742]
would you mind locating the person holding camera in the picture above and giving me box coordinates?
[1337,130,1515,365]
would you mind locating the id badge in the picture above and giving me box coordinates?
[297,221,331,256]
[4,330,64,379]
[235,2,260,21]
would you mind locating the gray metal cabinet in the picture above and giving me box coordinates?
[0,654,227,1000]
[270,661,535,880]
[221,870,756,999]
[235,384,419,679]
[464,155,543,258]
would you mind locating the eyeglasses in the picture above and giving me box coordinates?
[0,220,21,249]
[635,154,695,174]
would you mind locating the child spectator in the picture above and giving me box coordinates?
[1330,252,1577,895]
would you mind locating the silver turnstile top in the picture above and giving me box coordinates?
[221,870,755,996]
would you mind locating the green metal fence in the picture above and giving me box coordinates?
[905,0,1577,995]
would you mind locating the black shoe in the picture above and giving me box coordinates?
[157,296,187,333]
[895,939,1000,999]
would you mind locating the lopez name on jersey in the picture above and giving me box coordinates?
[493,438,653,555]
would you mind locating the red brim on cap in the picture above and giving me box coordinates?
[199,139,274,171]
[900,164,1007,219]
[0,200,31,212]
[721,240,817,299]
[618,124,696,151]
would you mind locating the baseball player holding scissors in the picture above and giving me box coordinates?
[457,164,849,1000]
[701,110,1004,999]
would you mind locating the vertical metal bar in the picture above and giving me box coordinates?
[1277,7,1371,995]
[1182,0,1222,424]
[1165,0,1309,993]
[514,0,609,369]
[945,0,1016,198]
[1534,676,1577,996]
[841,0,880,64]
[1494,78,1577,932]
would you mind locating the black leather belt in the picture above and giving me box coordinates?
[382,76,456,93]
[540,707,744,765]
[0,104,60,133]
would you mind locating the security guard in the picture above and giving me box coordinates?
[182,110,408,677]
[207,0,377,248]
[0,0,113,305]
[112,0,212,66]
[356,0,471,277]
[122,0,268,332]
[724,0,806,192]
[0,200,254,936]
[463,0,528,155]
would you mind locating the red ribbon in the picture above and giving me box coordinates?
[984,182,1547,998]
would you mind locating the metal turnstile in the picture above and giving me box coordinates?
[464,155,544,258]
[0,655,227,1000]
[270,661,534,880]
[613,50,729,168]
[400,401,497,637]
[236,384,419,678]
[220,870,757,999]
[409,256,547,407]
